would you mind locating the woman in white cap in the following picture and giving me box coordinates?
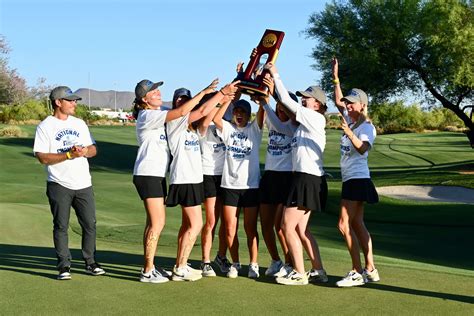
[132,79,216,283]
[265,63,328,286]
[166,80,238,281]
[212,94,265,279]
[332,58,380,287]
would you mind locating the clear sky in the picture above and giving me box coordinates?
[1,0,330,108]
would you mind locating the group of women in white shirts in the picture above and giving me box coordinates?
[131,57,380,287]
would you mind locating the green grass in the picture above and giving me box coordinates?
[1,125,473,315]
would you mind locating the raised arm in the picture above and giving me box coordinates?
[264,63,299,114]
[332,57,345,114]
[165,78,218,122]
[189,81,238,124]
[213,95,233,131]
[198,92,233,135]
[263,74,296,123]
[250,94,268,130]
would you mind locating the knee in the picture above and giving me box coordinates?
[337,220,350,236]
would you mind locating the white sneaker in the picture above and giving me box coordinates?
[201,262,217,277]
[336,271,365,287]
[172,265,203,282]
[265,260,283,277]
[274,263,293,278]
[227,262,241,279]
[139,267,169,283]
[248,263,260,279]
[307,269,328,283]
[57,267,71,280]
[276,270,308,285]
[362,268,380,282]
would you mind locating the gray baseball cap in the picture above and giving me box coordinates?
[49,86,82,102]
[233,99,251,116]
[341,88,368,105]
[296,86,326,105]
[135,79,163,99]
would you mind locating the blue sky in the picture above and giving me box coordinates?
[1,0,329,108]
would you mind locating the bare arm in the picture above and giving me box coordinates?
[332,57,345,114]
[264,63,299,114]
[35,144,97,165]
[189,81,239,124]
[340,115,370,154]
[263,75,296,122]
[212,97,233,131]
[198,92,234,135]
[251,94,268,130]
[165,78,218,123]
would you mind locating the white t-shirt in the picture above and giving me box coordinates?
[33,115,94,190]
[263,103,296,172]
[166,114,203,184]
[292,106,326,176]
[217,120,262,189]
[340,112,376,182]
[133,109,170,177]
[199,123,226,176]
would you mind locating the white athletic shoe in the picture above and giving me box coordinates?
[307,268,328,283]
[265,260,283,277]
[275,270,308,285]
[336,271,366,287]
[274,263,293,278]
[248,263,260,279]
[201,262,217,277]
[139,267,169,283]
[362,268,380,282]
[172,265,203,282]
[227,262,241,279]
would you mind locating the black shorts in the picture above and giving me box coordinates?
[286,172,322,212]
[166,183,205,207]
[222,188,259,208]
[133,176,167,200]
[259,170,293,204]
[341,178,379,204]
[203,175,223,198]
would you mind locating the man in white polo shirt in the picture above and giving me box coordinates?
[33,86,105,280]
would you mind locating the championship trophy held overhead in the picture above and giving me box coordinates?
[236,29,285,96]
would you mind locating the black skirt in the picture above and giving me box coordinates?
[341,178,379,204]
[166,183,205,207]
[286,172,322,212]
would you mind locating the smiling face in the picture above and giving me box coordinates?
[301,96,322,112]
[276,102,289,122]
[142,88,163,108]
[232,107,250,127]
[344,100,365,119]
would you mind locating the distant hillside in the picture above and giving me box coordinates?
[75,88,171,110]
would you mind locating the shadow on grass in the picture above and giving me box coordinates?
[1,244,473,304]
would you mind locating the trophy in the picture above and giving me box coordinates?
[236,29,285,96]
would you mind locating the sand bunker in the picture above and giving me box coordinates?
[376,185,474,204]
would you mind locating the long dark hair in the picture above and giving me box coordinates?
[132,98,147,119]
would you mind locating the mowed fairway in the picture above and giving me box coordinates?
[1,125,473,315]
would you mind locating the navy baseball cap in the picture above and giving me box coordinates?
[233,99,251,116]
[172,88,192,108]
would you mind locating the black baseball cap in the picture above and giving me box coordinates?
[172,88,192,108]
[233,99,251,116]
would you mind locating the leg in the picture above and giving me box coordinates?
[296,218,323,270]
[351,204,375,271]
[259,203,280,261]
[281,206,307,274]
[338,199,363,272]
[46,182,74,269]
[243,207,259,264]
[275,203,292,265]
[141,197,166,272]
[223,205,240,263]
[201,197,217,262]
[176,205,203,268]
[215,198,227,257]
[72,186,98,266]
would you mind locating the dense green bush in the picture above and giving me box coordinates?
[0,99,49,122]
[74,104,101,122]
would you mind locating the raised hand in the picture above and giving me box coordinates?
[264,62,278,75]
[332,57,339,79]
[220,80,240,97]
[262,74,275,96]
[203,78,219,94]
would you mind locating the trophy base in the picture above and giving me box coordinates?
[237,81,268,96]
